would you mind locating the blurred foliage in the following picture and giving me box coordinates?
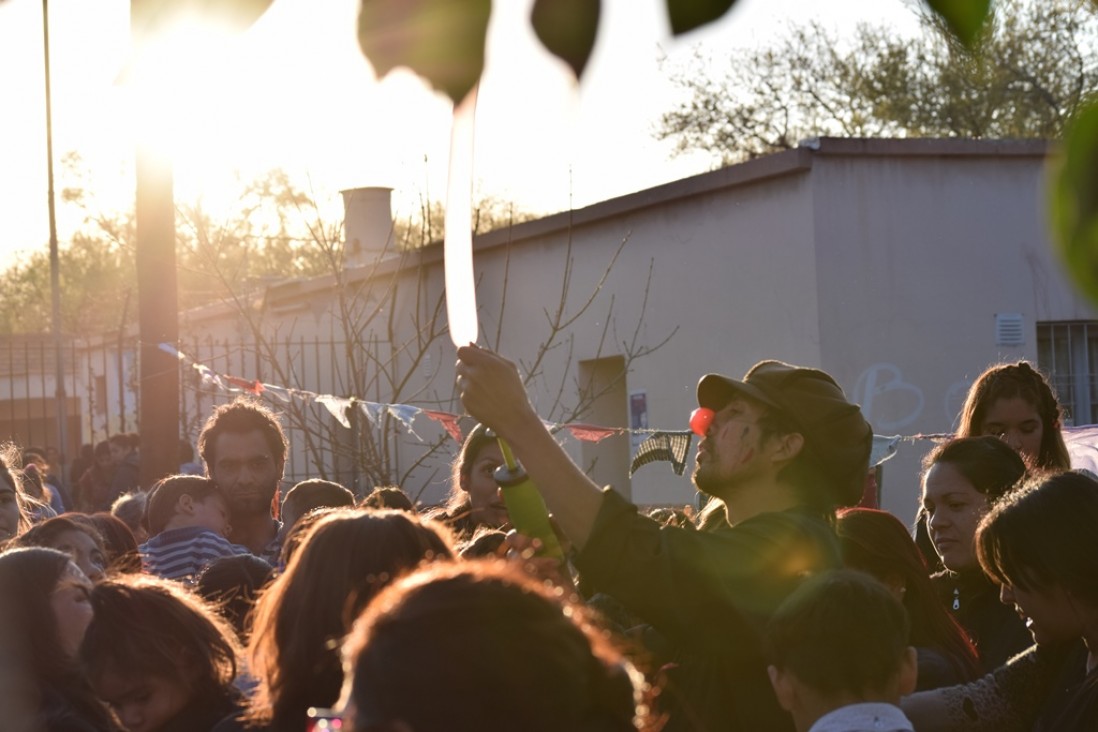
[656,0,1098,165]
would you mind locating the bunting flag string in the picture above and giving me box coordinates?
[156,343,1002,476]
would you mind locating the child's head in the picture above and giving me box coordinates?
[80,573,241,732]
[279,479,355,531]
[145,475,230,538]
[766,570,917,732]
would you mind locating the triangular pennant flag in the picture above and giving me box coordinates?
[564,423,623,443]
[159,343,185,361]
[388,404,422,439]
[870,435,901,467]
[629,431,692,476]
[422,410,464,442]
[315,395,353,429]
[195,365,228,392]
[360,401,386,427]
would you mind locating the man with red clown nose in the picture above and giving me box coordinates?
[455,345,873,732]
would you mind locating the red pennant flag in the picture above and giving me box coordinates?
[423,410,464,442]
[564,423,622,443]
[225,375,264,395]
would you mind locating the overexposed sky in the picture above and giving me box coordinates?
[0,0,922,272]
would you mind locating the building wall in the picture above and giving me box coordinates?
[810,141,1098,521]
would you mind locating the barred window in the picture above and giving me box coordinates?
[1036,321,1098,426]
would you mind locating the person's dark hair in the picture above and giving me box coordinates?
[836,508,978,683]
[144,475,224,537]
[93,440,112,461]
[279,506,336,566]
[246,508,455,729]
[923,436,1027,502]
[958,361,1070,470]
[18,515,105,556]
[196,554,275,642]
[198,397,288,472]
[80,573,241,719]
[85,513,141,573]
[361,486,414,512]
[110,491,148,537]
[977,471,1098,605]
[341,559,649,732]
[281,479,355,526]
[444,423,495,515]
[459,527,507,558]
[0,547,121,730]
[766,569,911,699]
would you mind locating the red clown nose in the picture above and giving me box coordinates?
[690,407,715,437]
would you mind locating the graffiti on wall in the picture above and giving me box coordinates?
[852,362,974,432]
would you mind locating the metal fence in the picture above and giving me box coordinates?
[0,332,454,496]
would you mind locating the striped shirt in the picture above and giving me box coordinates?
[140,526,252,582]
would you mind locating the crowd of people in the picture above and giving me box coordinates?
[0,351,1095,731]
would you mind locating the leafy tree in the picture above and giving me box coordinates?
[0,162,540,335]
[655,0,1098,166]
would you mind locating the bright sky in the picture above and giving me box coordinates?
[0,0,922,273]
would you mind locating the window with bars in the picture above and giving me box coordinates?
[1036,321,1098,426]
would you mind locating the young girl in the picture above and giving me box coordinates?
[432,424,509,538]
[0,546,120,731]
[957,361,1071,470]
[921,436,1031,672]
[80,573,243,732]
[17,515,108,582]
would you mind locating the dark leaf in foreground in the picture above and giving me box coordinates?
[531,0,601,80]
[665,0,737,36]
[358,0,492,104]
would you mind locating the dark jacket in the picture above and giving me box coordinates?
[931,568,1032,674]
[575,488,842,732]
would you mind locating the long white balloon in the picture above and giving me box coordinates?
[445,88,479,347]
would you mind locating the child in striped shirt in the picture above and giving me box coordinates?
[139,475,251,582]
